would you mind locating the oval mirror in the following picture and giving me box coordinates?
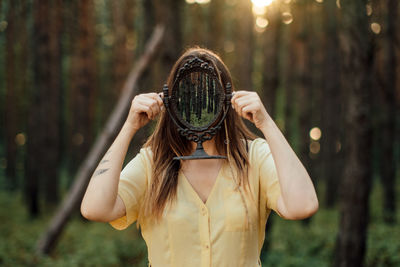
[162,57,232,160]
[171,71,224,129]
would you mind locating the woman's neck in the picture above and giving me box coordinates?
[190,139,218,156]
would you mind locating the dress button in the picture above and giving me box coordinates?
[205,244,209,249]
[201,207,207,216]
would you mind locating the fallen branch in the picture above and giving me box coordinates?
[36,25,165,255]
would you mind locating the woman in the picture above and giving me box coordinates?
[81,48,318,267]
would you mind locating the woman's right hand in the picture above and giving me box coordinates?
[126,92,164,131]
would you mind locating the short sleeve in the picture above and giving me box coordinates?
[250,138,281,213]
[109,148,150,230]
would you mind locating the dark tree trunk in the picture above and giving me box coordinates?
[158,0,183,71]
[5,0,17,190]
[69,0,97,173]
[284,20,297,142]
[108,0,135,119]
[379,0,397,224]
[209,0,224,54]
[321,0,343,207]
[262,4,281,118]
[42,0,62,204]
[233,0,253,92]
[296,1,313,226]
[334,1,374,266]
[25,0,63,213]
[143,0,156,47]
[187,3,206,47]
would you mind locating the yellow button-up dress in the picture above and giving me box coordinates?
[110,138,281,267]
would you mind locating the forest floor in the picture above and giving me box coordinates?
[0,180,399,267]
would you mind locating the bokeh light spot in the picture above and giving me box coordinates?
[336,141,342,153]
[15,133,26,146]
[310,141,321,154]
[366,4,372,16]
[309,127,322,141]
[282,12,293,25]
[256,17,269,28]
[224,41,235,53]
[0,21,8,32]
[371,23,381,34]
[251,0,274,8]
[252,5,267,16]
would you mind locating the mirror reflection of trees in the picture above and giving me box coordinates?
[175,72,222,127]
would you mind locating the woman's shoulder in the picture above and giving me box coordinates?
[247,138,272,162]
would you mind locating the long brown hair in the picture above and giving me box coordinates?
[139,47,256,224]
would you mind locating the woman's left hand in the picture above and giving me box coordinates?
[231,91,271,129]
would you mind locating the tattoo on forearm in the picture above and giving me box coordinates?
[100,159,109,164]
[94,168,109,176]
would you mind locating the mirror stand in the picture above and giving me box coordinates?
[173,140,227,160]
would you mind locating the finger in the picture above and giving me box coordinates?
[147,92,164,107]
[233,98,253,117]
[242,105,257,121]
[135,103,153,119]
[234,98,255,109]
[136,98,155,119]
[231,91,250,102]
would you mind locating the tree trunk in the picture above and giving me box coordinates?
[334,0,374,266]
[36,26,165,255]
[161,0,183,71]
[25,0,63,214]
[379,0,397,224]
[262,3,281,118]
[5,0,17,190]
[296,1,313,225]
[209,0,224,54]
[42,0,62,204]
[69,0,97,173]
[233,0,253,92]
[321,0,343,207]
[108,0,136,119]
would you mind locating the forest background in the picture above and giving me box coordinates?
[0,0,399,266]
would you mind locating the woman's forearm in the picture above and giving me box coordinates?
[260,116,319,220]
[80,122,137,221]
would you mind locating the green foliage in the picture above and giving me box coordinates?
[0,182,399,266]
[0,193,147,266]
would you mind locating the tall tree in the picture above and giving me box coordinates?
[209,0,225,54]
[294,1,313,200]
[262,3,282,118]
[107,0,136,119]
[378,0,398,224]
[69,0,97,173]
[334,0,374,266]
[232,0,253,92]
[321,0,343,207]
[5,0,17,190]
[158,0,183,71]
[26,0,63,214]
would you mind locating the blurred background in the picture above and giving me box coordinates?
[0,0,399,266]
